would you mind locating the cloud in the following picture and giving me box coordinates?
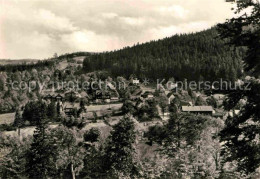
[101,12,118,19]
[120,17,145,26]
[36,9,77,32]
[158,5,189,19]
[0,0,234,59]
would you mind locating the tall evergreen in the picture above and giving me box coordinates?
[104,117,139,178]
[47,100,57,121]
[25,101,57,178]
[13,109,23,136]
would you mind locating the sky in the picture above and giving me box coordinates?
[0,0,235,59]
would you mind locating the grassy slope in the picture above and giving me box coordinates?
[0,112,15,125]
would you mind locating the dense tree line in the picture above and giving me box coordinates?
[56,51,93,60]
[0,51,93,73]
[83,28,245,82]
[0,60,55,72]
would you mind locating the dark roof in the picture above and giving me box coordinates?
[180,101,192,106]
[213,112,225,117]
[56,94,64,98]
[167,92,175,98]
[45,94,53,98]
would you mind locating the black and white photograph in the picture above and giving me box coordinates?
[0,0,260,178]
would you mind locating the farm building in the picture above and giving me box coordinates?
[182,106,214,115]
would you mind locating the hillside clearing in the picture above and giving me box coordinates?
[0,113,15,125]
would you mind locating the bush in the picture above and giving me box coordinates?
[0,123,16,131]
[84,128,100,143]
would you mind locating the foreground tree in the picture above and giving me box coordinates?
[84,127,100,143]
[25,105,57,179]
[22,101,48,125]
[104,117,140,178]
[13,109,23,136]
[0,135,31,178]
[50,126,85,179]
[145,96,211,178]
[80,128,104,178]
[218,0,260,175]
[47,100,57,121]
[219,79,260,174]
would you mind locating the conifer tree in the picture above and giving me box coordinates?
[104,117,140,178]
[25,101,57,179]
[14,109,23,136]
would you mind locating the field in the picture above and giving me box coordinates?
[0,59,38,65]
[73,56,85,62]
[56,60,69,70]
[0,113,15,125]
[86,103,123,112]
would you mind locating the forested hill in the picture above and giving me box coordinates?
[0,52,93,72]
[83,27,245,82]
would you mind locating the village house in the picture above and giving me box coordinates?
[43,94,53,101]
[55,94,64,102]
[181,101,193,106]
[228,109,240,117]
[63,102,80,117]
[43,93,64,103]
[166,81,178,90]
[79,91,89,98]
[182,106,214,116]
[106,82,116,90]
[130,78,140,85]
[110,96,120,102]
[92,89,111,104]
[130,87,143,99]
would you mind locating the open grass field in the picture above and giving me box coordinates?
[86,103,123,112]
[2,124,58,137]
[0,59,38,65]
[0,113,15,125]
[73,56,85,62]
[56,60,69,70]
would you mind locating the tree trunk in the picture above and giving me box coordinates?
[177,120,180,148]
[18,127,20,136]
[71,163,76,179]
[214,152,219,170]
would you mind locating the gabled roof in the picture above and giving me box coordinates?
[64,102,80,109]
[182,106,213,112]
[167,92,175,98]
[132,88,142,96]
[80,91,88,97]
[180,100,192,106]
[56,94,64,98]
[45,94,53,98]
[107,82,116,90]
